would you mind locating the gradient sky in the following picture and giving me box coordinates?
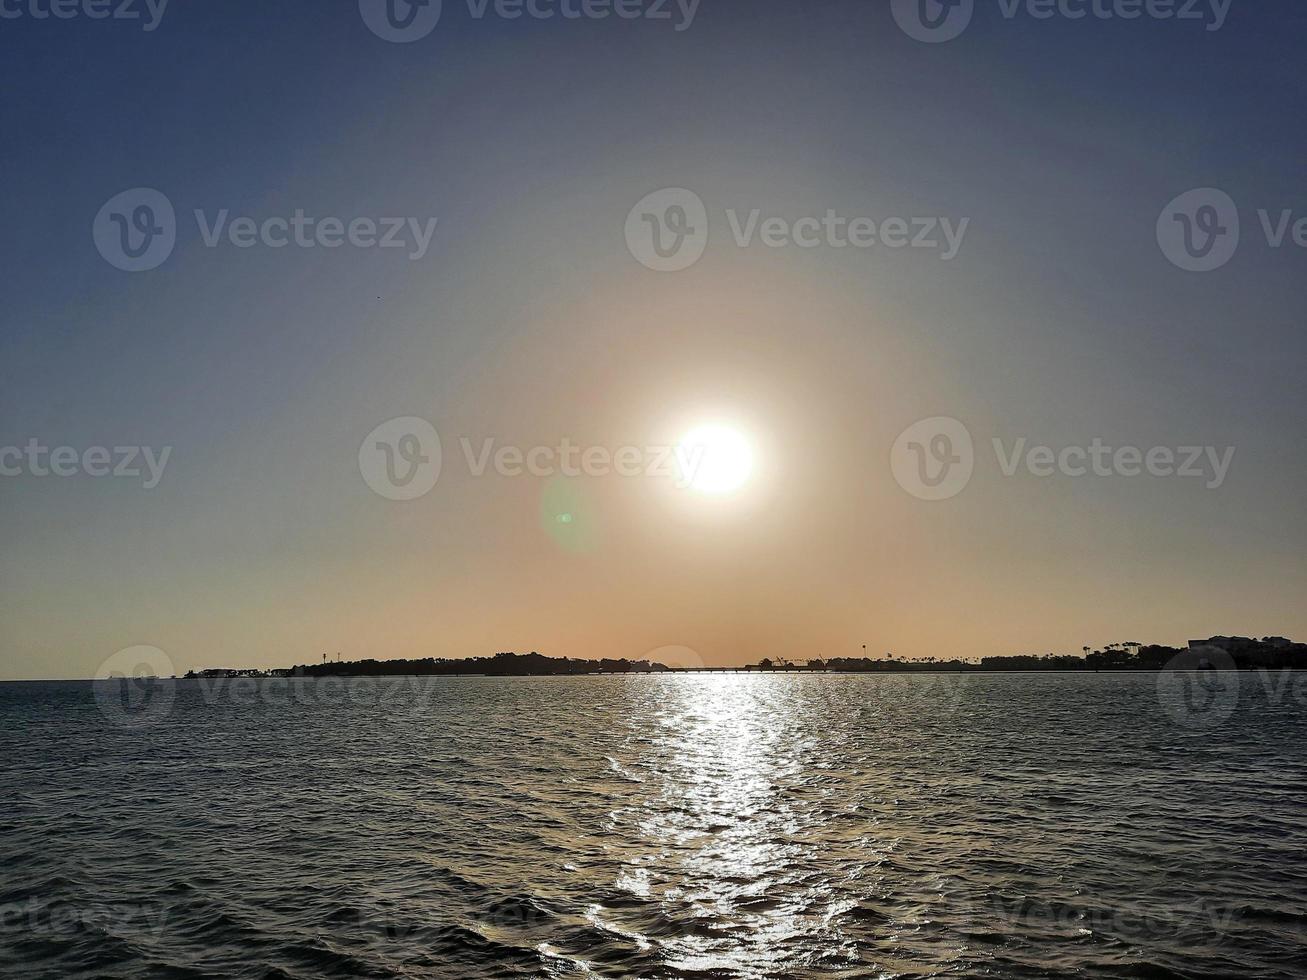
[2,0,1305,679]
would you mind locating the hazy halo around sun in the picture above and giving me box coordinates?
[676,423,754,495]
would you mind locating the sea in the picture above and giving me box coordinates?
[1,671,1304,979]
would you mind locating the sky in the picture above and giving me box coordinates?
[1,0,1304,679]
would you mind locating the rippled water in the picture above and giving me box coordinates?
[1,673,1305,979]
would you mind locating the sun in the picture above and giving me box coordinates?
[676,423,754,495]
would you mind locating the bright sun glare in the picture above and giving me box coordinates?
[676,424,754,495]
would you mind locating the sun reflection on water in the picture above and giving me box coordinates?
[611,676,858,976]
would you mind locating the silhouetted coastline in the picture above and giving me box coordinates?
[182,636,1307,679]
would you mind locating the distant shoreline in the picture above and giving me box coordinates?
[175,666,1298,676]
[6,667,1307,684]
[175,637,1302,681]
[5,636,1297,683]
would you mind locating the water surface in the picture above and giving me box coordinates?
[1,673,1304,978]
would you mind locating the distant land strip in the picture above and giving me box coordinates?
[182,636,1307,679]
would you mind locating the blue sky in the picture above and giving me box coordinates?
[1,0,1305,677]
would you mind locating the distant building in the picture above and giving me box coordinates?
[1189,637,1236,651]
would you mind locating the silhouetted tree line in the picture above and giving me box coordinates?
[801,637,1305,672]
[290,651,670,678]
[980,636,1305,671]
[238,636,1306,679]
